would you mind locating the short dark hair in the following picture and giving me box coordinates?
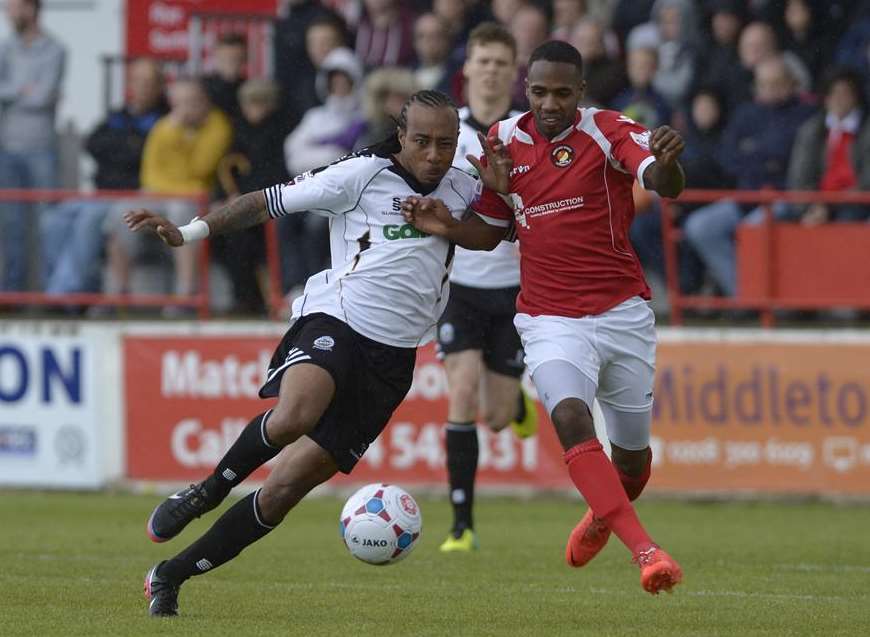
[217,33,247,48]
[822,67,867,111]
[398,90,458,131]
[306,13,348,47]
[467,22,517,60]
[528,40,584,78]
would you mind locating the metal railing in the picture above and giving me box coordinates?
[0,189,212,318]
[4,188,869,326]
[661,189,870,327]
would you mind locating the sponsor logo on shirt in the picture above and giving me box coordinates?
[550,145,575,168]
[288,171,313,185]
[383,224,429,240]
[313,336,335,351]
[520,196,585,219]
[510,164,531,177]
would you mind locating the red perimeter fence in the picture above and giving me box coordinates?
[1,188,868,325]
[662,189,870,327]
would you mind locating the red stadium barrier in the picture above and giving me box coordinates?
[4,187,868,325]
[0,189,212,318]
[660,190,870,326]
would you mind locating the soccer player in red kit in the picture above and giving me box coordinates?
[402,40,686,594]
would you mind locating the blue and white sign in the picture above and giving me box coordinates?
[0,322,103,488]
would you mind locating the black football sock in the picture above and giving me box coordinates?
[203,410,281,505]
[159,490,275,584]
[445,421,478,535]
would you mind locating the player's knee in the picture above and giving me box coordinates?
[257,482,304,525]
[267,400,320,446]
[482,408,510,432]
[551,399,595,449]
[611,445,650,478]
[449,383,479,419]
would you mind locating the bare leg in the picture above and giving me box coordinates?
[479,369,522,432]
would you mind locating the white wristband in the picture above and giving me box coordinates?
[178,218,210,244]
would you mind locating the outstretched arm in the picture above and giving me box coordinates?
[401,196,507,250]
[124,190,268,247]
[642,126,686,199]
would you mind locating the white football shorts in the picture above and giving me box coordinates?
[514,296,656,449]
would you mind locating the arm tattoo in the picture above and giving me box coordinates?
[201,191,269,236]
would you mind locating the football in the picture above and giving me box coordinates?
[339,483,422,565]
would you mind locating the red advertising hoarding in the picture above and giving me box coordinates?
[124,337,565,488]
[124,334,870,495]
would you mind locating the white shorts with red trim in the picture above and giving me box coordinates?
[514,296,656,413]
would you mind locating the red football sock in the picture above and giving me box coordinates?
[617,447,652,501]
[565,439,653,555]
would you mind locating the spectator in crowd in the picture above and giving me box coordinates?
[212,78,289,315]
[773,0,831,86]
[626,0,699,109]
[202,33,247,122]
[683,56,815,297]
[787,68,870,224]
[352,67,416,150]
[714,20,780,110]
[570,17,627,106]
[0,0,65,292]
[413,13,451,92]
[40,58,166,301]
[306,12,348,70]
[105,78,232,308]
[695,0,745,98]
[630,87,732,295]
[610,0,656,45]
[280,47,363,293]
[612,46,671,129]
[432,0,492,104]
[678,87,735,198]
[355,0,416,70]
[272,3,345,130]
[509,4,549,108]
[551,0,589,41]
[283,47,363,175]
[835,2,870,77]
[433,0,482,46]
[492,0,528,26]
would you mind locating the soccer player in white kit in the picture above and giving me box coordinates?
[124,91,485,617]
[402,42,686,594]
[437,22,538,554]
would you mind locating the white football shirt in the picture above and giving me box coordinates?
[264,152,482,348]
[450,106,521,289]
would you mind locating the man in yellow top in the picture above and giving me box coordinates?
[106,77,232,310]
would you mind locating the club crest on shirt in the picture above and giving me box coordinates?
[550,145,575,168]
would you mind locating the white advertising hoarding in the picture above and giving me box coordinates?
[0,322,104,488]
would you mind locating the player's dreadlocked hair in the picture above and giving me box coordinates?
[528,40,584,80]
[397,90,458,131]
[365,90,459,156]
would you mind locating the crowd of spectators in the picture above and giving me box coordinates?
[1,0,870,315]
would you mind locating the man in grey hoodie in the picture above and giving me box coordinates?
[0,0,65,292]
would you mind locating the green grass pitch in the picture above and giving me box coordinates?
[1,491,868,636]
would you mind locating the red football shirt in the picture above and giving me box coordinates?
[472,108,656,318]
